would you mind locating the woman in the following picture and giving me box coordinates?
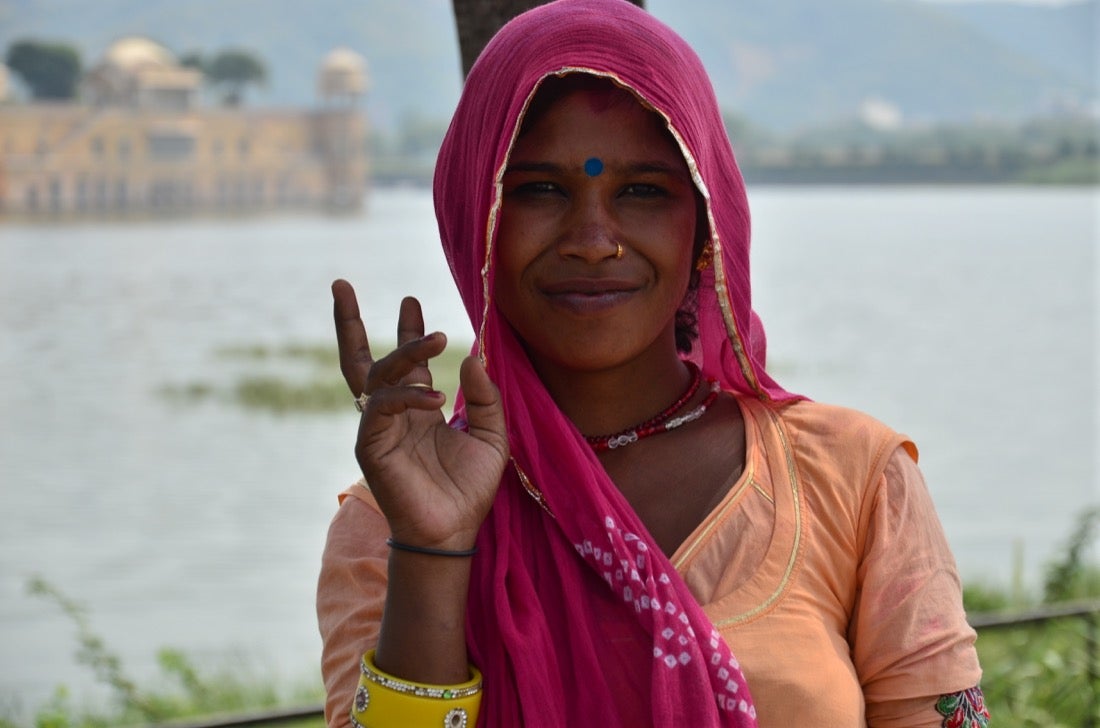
[317,1,986,726]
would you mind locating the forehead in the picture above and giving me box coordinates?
[511,88,684,165]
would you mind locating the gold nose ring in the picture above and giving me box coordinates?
[614,242,624,259]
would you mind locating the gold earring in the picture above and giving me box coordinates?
[615,242,624,259]
[695,242,713,271]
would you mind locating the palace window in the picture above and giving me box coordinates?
[147,133,195,161]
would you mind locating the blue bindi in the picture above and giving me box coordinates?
[584,157,604,177]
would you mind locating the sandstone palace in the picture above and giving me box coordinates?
[0,38,368,217]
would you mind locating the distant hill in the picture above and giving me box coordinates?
[648,0,1095,128]
[0,0,1094,131]
[932,0,1095,87]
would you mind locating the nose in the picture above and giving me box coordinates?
[557,195,621,262]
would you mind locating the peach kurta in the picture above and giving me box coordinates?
[317,396,981,728]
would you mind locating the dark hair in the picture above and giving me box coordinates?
[675,195,708,354]
[519,73,708,354]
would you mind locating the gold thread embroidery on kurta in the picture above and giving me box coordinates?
[713,406,801,627]
[673,467,755,571]
[752,482,774,504]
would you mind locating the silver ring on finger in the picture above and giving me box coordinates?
[354,392,370,412]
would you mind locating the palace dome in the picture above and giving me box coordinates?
[85,37,198,109]
[102,37,176,72]
[318,47,368,98]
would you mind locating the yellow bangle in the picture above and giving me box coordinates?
[350,649,483,728]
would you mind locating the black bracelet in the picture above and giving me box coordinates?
[386,537,478,558]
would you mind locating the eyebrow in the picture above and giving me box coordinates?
[629,161,689,179]
[504,161,563,174]
[504,160,688,179]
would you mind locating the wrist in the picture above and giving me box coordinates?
[387,537,478,557]
[386,525,480,554]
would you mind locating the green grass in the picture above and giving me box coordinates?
[159,341,468,415]
[232,376,354,413]
[965,506,1100,727]
[10,473,1097,727]
[2,578,324,728]
[1017,157,1100,185]
[214,343,340,368]
[975,618,1097,728]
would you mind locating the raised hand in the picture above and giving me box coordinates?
[332,279,509,552]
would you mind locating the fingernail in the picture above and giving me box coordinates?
[406,382,443,397]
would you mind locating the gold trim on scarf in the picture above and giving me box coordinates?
[478,67,626,365]
[707,215,762,397]
[514,459,555,518]
[657,122,763,398]
[475,66,763,401]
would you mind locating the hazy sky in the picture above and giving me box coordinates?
[919,0,1085,3]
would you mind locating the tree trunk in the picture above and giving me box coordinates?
[451,0,645,78]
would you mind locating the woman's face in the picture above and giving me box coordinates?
[495,85,698,374]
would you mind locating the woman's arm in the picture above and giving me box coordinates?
[317,487,486,726]
[849,447,986,727]
[317,491,389,728]
[322,282,507,724]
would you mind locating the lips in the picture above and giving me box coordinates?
[538,278,642,315]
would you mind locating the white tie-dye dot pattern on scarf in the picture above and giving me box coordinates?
[575,515,757,720]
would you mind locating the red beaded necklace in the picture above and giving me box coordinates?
[585,364,720,452]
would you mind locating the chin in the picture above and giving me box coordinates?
[526,331,672,377]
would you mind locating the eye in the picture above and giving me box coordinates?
[507,181,564,198]
[621,183,667,199]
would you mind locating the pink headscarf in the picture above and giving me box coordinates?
[434,1,799,725]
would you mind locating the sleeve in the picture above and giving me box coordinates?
[848,447,984,728]
[316,485,393,728]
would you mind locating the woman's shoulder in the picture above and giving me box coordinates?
[742,395,914,461]
[736,394,918,508]
[338,478,383,509]
[327,481,389,538]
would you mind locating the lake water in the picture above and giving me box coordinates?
[1,185,1096,714]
